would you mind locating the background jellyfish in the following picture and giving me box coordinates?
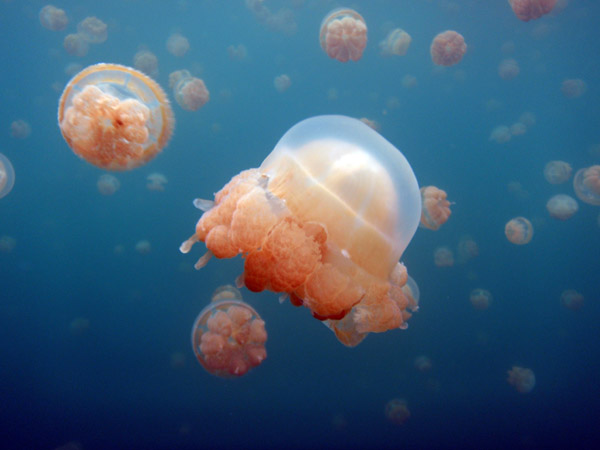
[420,186,451,230]
[490,125,511,143]
[274,74,291,93]
[191,285,267,378]
[0,153,15,199]
[77,17,108,44]
[57,63,174,171]
[171,72,210,111]
[561,79,587,98]
[414,355,432,372]
[544,161,572,184]
[385,399,410,425]
[63,34,89,57]
[469,288,492,310]
[434,246,454,267]
[0,235,17,253]
[10,120,31,139]
[573,166,600,205]
[379,28,411,56]
[133,50,159,78]
[166,33,190,57]
[39,5,68,31]
[560,289,584,310]
[320,8,367,63]
[180,116,421,347]
[510,122,526,136]
[135,240,151,254]
[507,366,536,393]
[146,173,168,191]
[508,0,557,21]
[97,174,120,196]
[430,30,466,66]
[498,58,520,80]
[546,194,578,220]
[505,217,533,245]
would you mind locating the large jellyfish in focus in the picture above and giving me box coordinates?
[508,0,557,22]
[181,116,422,347]
[191,285,267,378]
[430,31,466,66]
[573,166,600,205]
[57,63,174,170]
[420,186,451,230]
[320,8,367,63]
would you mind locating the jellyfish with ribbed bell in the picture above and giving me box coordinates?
[180,116,421,347]
[320,8,367,62]
[420,186,451,230]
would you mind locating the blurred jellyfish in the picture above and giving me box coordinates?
[69,317,90,335]
[510,123,527,136]
[507,181,529,200]
[97,174,120,195]
[173,75,210,111]
[170,351,186,369]
[508,0,557,21]
[320,8,367,63]
[573,166,600,205]
[245,0,297,35]
[561,79,587,98]
[434,246,454,267]
[227,44,248,61]
[191,285,267,377]
[63,34,89,58]
[0,153,15,199]
[498,58,520,80]
[519,112,536,127]
[469,288,492,310]
[10,120,31,139]
[507,366,535,393]
[543,161,572,184]
[420,186,451,230]
[430,30,466,66]
[133,50,159,78]
[147,172,167,191]
[166,33,190,57]
[385,399,410,425]
[489,125,511,143]
[457,235,479,263]
[180,116,421,347]
[402,75,417,89]
[274,74,291,93]
[135,240,151,254]
[414,355,432,372]
[379,28,411,56]
[359,118,380,131]
[501,41,516,54]
[0,235,16,253]
[560,289,583,311]
[64,62,83,77]
[402,274,420,310]
[546,194,578,220]
[505,217,533,245]
[39,5,68,31]
[77,17,108,44]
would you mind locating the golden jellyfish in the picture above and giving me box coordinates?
[385,399,410,425]
[180,116,422,347]
[469,288,492,310]
[173,73,210,111]
[505,217,533,245]
[135,240,151,254]
[434,246,454,267]
[10,120,31,139]
[63,34,89,57]
[430,30,466,66]
[97,174,120,195]
[39,5,68,31]
[507,366,535,393]
[546,194,578,220]
[0,153,15,199]
[560,289,583,310]
[57,63,174,171]
[414,355,432,372]
[490,125,511,143]
[146,172,168,191]
[457,235,479,263]
[133,50,159,78]
[508,0,557,21]
[166,33,190,57]
[402,74,417,89]
[519,112,536,127]
[573,166,600,206]
[274,74,291,93]
[379,28,411,57]
[544,161,572,184]
[420,186,451,230]
[191,285,267,377]
[77,17,108,44]
[319,8,367,63]
[510,123,526,136]
[561,79,587,98]
[227,44,248,61]
[498,58,520,80]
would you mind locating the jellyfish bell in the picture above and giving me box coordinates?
[546,194,578,220]
[544,160,572,184]
[508,0,557,22]
[430,30,466,66]
[505,217,533,245]
[573,166,600,206]
[420,186,451,230]
[507,366,536,393]
[379,28,411,57]
[0,153,15,199]
[320,8,367,62]
[181,116,421,347]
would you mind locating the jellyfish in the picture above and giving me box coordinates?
[147,172,168,191]
[402,75,417,89]
[69,317,90,335]
[63,34,89,57]
[457,235,479,263]
[402,275,419,309]
[191,285,267,377]
[227,44,248,61]
[470,288,492,310]
[560,289,583,310]
[77,17,108,44]
[57,63,174,171]
[135,240,151,254]
[544,161,572,184]
[430,30,466,66]
[379,28,411,57]
[519,112,536,127]
[505,217,533,245]
[274,74,291,93]
[573,166,600,205]
[510,122,527,136]
[561,79,587,98]
[10,120,31,139]
[97,174,120,195]
[0,153,15,199]
[546,194,578,220]
[414,355,432,372]
[133,50,159,78]
[420,186,451,230]
[385,399,410,425]
[0,235,16,253]
[173,74,210,111]
[434,246,454,267]
[498,58,520,80]
[508,0,557,21]
[39,5,68,31]
[166,33,190,57]
[180,116,421,347]
[490,125,511,143]
[319,8,367,63]
[507,366,535,393]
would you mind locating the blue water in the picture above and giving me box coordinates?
[1,1,599,449]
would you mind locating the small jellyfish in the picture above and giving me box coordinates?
[490,125,512,143]
[69,317,90,335]
[507,366,535,393]
[508,0,557,21]
[77,17,108,44]
[414,355,432,372]
[544,161,572,184]
[173,74,210,111]
[274,74,291,93]
[170,351,186,369]
[319,8,367,63]
[227,44,248,61]
[385,399,410,425]
[546,194,578,220]
[505,217,533,245]
[147,172,168,191]
[0,235,17,253]
[420,186,451,230]
[573,166,600,206]
[498,58,520,80]
[560,289,583,310]
[133,50,159,78]
[434,246,454,267]
[166,33,190,57]
[519,112,536,127]
[135,240,151,254]
[469,288,492,310]
[39,5,68,31]
[379,28,411,57]
[10,120,31,139]
[57,63,174,170]
[457,235,479,263]
[191,286,267,377]
[0,153,15,199]
[402,274,420,309]
[97,174,120,195]
[430,30,466,66]
[510,122,527,136]
[401,75,417,89]
[63,34,89,57]
[561,79,587,98]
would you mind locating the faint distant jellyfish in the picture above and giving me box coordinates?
[457,235,479,263]
[402,75,417,89]
[434,246,454,267]
[135,240,151,254]
[64,62,83,77]
[57,63,174,170]
[191,287,267,378]
[227,44,248,61]
[430,30,466,66]
[319,8,367,63]
[174,75,210,111]
[414,355,432,372]
[274,74,291,93]
[561,79,587,98]
[498,58,520,80]
[402,275,420,309]
[507,366,535,393]
[69,317,90,335]
[0,235,16,253]
[544,161,572,184]
[420,186,451,230]
[146,172,168,191]
[546,194,578,220]
[166,33,190,57]
[77,17,108,44]
[97,174,120,195]
[573,166,600,205]
[133,50,159,78]
[508,0,557,21]
[63,34,89,57]
[510,123,527,136]
[10,120,31,139]
[490,125,511,143]
[560,289,583,310]
[505,217,533,245]
[379,28,411,56]
[519,112,536,127]
[0,153,15,199]
[469,288,492,310]
[385,399,410,425]
[39,5,68,31]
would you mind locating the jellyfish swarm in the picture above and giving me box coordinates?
[0,153,15,199]
[507,366,535,393]
[191,286,267,377]
[420,186,451,230]
[508,0,557,22]
[320,8,367,63]
[505,217,533,245]
[573,166,600,206]
[430,31,466,66]
[58,63,174,171]
[181,116,421,347]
